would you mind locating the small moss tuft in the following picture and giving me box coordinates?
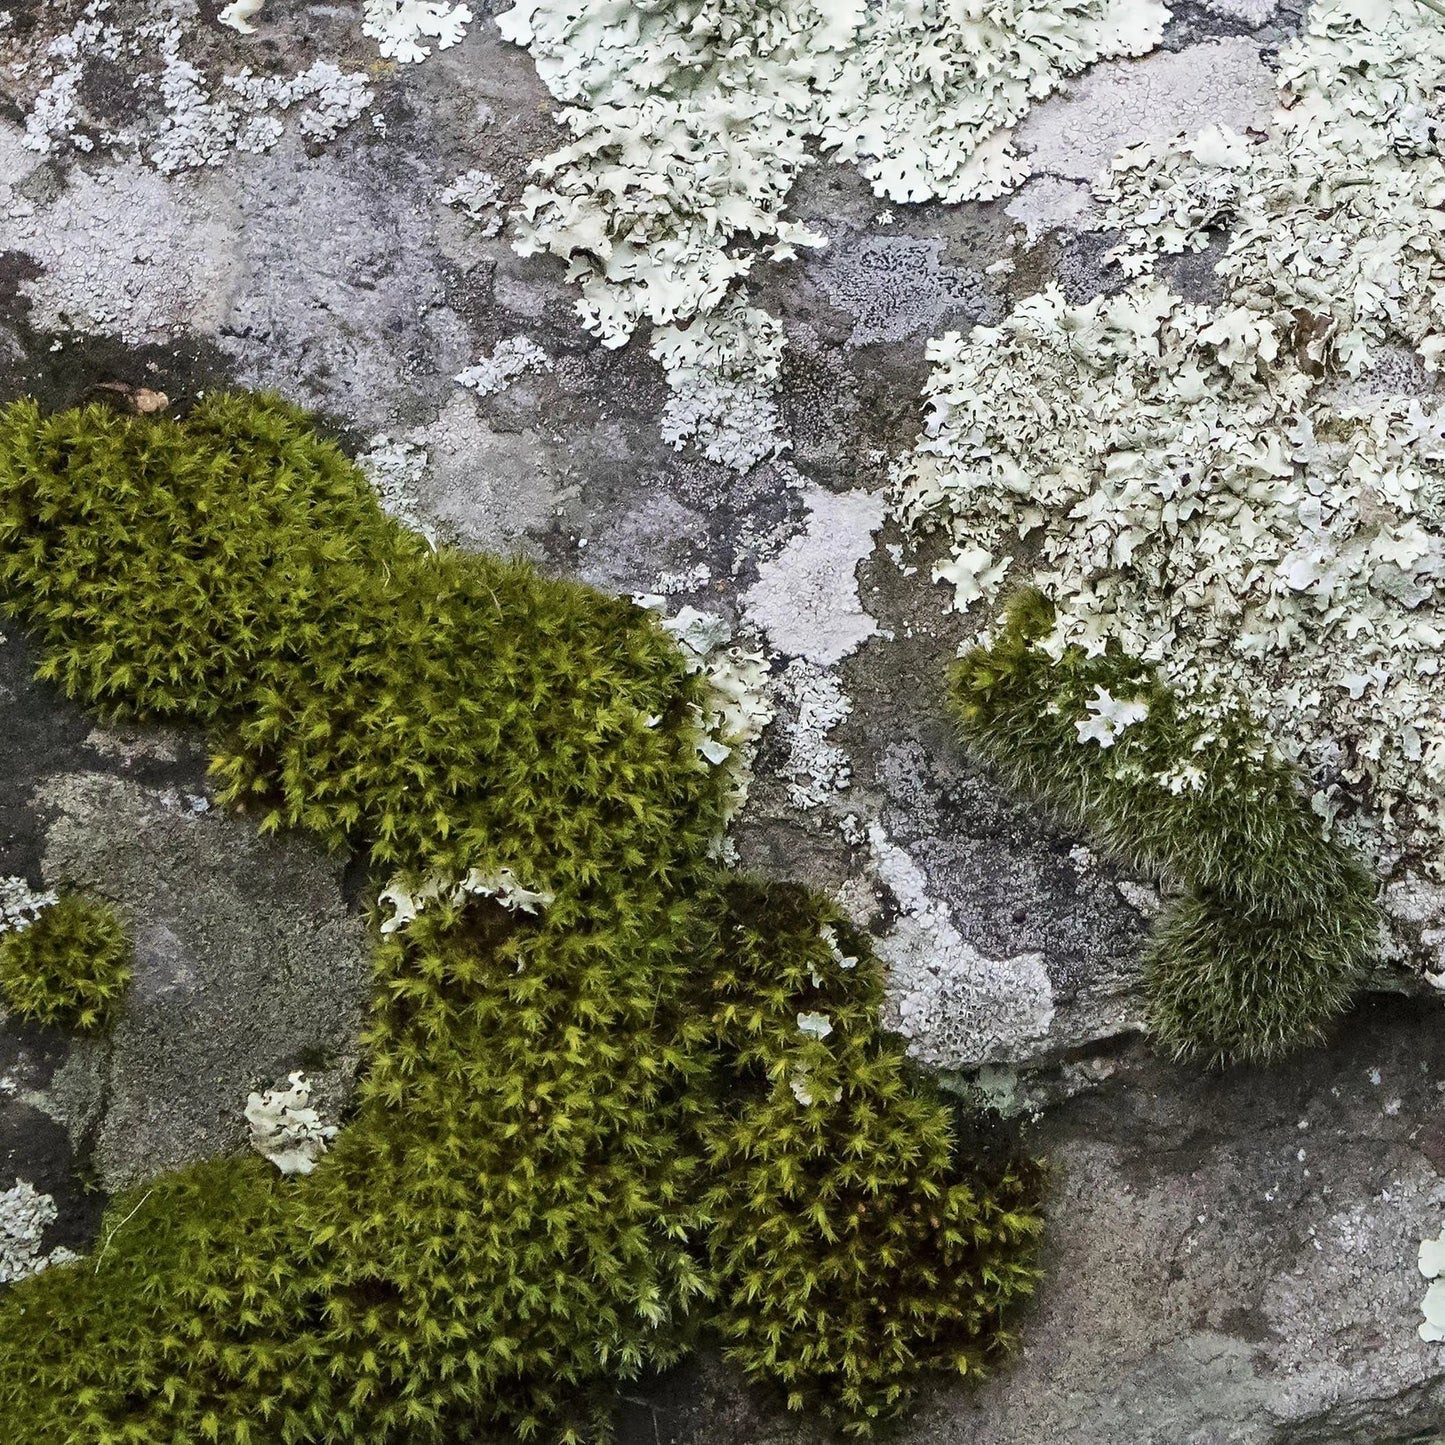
[0,893,132,1033]
[950,590,1379,1066]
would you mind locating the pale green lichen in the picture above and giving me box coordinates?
[895,0,1445,877]
[499,0,1169,464]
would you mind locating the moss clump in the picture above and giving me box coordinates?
[0,893,132,1033]
[950,590,1378,1066]
[700,880,1042,1432]
[0,394,1041,1443]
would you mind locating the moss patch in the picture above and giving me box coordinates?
[951,590,1379,1066]
[0,893,132,1033]
[0,394,1041,1442]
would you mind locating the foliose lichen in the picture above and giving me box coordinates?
[895,0,1445,879]
[498,0,1169,465]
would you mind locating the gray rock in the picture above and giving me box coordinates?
[1,4,1442,1440]
[35,770,371,1191]
[623,1000,1445,1445]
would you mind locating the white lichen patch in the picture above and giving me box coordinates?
[13,5,124,156]
[498,0,844,345]
[770,660,853,811]
[0,153,237,343]
[820,0,1169,205]
[378,868,556,935]
[1005,176,1100,242]
[656,562,712,596]
[245,1072,337,1176]
[894,0,1445,877]
[1076,686,1150,748]
[868,824,1055,1068]
[651,301,787,470]
[356,433,430,535]
[152,52,373,175]
[498,0,1172,466]
[1383,874,1445,981]
[1420,1229,1445,1341]
[0,877,56,935]
[1014,37,1276,184]
[812,234,993,347]
[8,5,373,170]
[362,0,475,64]
[654,605,775,836]
[218,0,266,36]
[0,1181,76,1284]
[453,336,554,398]
[742,488,886,666]
[440,168,503,237]
[1201,0,1278,22]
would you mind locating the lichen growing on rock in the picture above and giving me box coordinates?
[896,0,1445,878]
[0,875,57,935]
[499,0,1171,464]
[0,393,1041,1443]
[0,1182,77,1286]
[11,3,374,172]
[950,592,1379,1066]
[0,892,132,1034]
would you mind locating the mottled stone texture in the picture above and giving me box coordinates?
[4,2,1445,1440]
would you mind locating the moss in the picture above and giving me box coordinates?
[0,394,1041,1443]
[0,893,132,1033]
[950,590,1379,1066]
[700,880,1042,1433]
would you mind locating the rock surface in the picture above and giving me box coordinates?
[1,1,1443,1440]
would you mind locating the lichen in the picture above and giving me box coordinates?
[1420,1229,1445,1342]
[355,432,431,535]
[0,876,57,936]
[812,234,996,347]
[10,3,373,170]
[896,0,1445,879]
[653,603,775,838]
[741,486,887,666]
[771,659,853,811]
[499,0,1171,466]
[0,1182,76,1286]
[453,335,554,398]
[650,301,788,471]
[867,822,1056,1069]
[217,0,266,36]
[245,1072,337,1176]
[361,0,475,63]
[439,167,504,237]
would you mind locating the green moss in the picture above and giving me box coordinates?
[950,590,1379,1066]
[0,394,1041,1443]
[0,893,132,1033]
[700,880,1043,1433]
